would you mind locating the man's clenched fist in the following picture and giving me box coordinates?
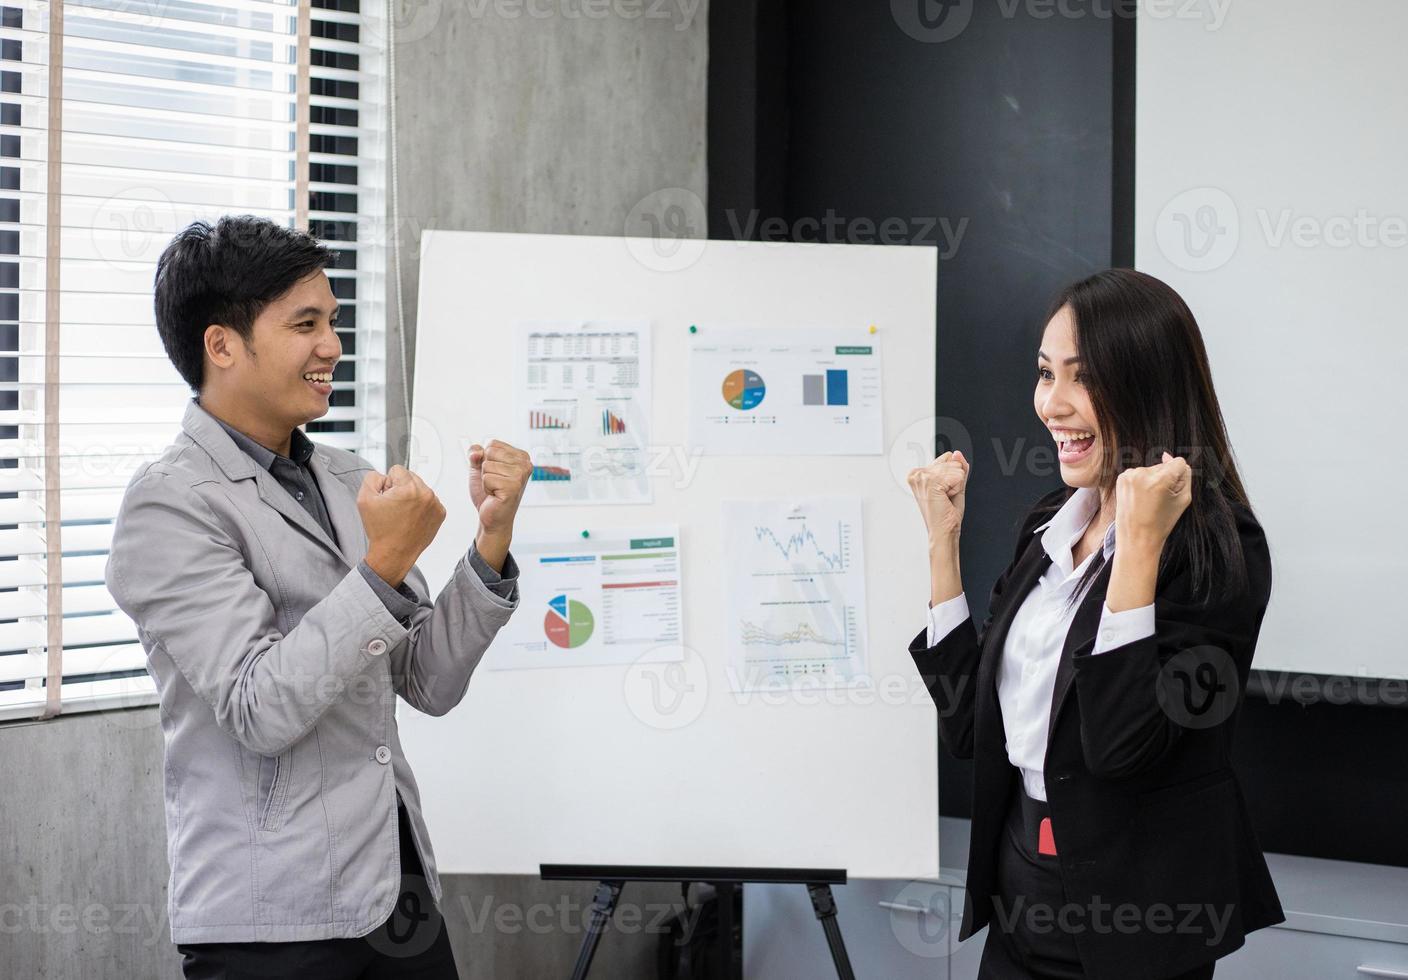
[467,440,533,570]
[357,465,446,588]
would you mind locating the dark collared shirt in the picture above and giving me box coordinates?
[212,417,518,624]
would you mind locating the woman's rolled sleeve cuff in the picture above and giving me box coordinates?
[925,592,971,648]
[1092,601,1155,655]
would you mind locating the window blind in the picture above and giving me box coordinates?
[304,0,386,461]
[0,0,387,722]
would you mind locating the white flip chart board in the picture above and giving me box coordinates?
[400,230,940,878]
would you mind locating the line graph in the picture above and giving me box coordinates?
[750,518,850,574]
[584,454,642,477]
[739,619,845,647]
[723,497,869,691]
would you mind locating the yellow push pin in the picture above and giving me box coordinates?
[868,324,878,334]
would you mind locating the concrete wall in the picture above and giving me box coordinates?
[0,710,175,978]
[396,2,710,971]
[385,0,709,461]
[0,3,708,976]
[0,709,693,978]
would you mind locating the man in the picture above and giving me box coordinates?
[106,216,533,978]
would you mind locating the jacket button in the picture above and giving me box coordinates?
[374,745,391,764]
[366,638,387,657]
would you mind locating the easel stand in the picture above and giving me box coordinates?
[540,865,855,980]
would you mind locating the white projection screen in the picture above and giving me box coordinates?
[1135,1,1408,681]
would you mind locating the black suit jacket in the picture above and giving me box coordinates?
[910,487,1284,980]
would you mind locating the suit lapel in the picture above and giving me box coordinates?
[250,466,348,565]
[311,451,369,567]
[978,535,1052,699]
[1045,556,1115,746]
[181,399,362,568]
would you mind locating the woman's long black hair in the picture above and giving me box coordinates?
[1037,269,1253,609]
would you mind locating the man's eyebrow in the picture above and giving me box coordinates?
[287,305,339,321]
[1037,350,1082,365]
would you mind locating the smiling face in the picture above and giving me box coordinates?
[203,270,341,437]
[1034,304,1106,489]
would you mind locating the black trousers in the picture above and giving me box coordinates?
[178,799,458,980]
[978,776,1215,980]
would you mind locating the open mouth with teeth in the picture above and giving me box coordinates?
[1053,428,1096,464]
[302,370,333,395]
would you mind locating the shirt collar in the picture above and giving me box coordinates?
[210,414,315,471]
[1033,486,1116,574]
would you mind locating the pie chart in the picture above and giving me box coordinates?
[722,368,766,410]
[544,594,595,649]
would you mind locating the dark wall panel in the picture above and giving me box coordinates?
[708,1,1405,868]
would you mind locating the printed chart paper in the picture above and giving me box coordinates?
[487,527,683,671]
[721,497,869,691]
[515,321,652,504]
[688,327,883,455]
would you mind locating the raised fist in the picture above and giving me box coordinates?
[467,439,533,539]
[357,465,446,587]
[908,450,969,540]
[1114,452,1193,552]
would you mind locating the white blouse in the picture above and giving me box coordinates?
[923,487,1156,801]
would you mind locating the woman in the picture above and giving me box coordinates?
[907,270,1282,980]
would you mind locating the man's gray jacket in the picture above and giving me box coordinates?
[106,400,518,943]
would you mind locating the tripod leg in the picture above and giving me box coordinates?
[569,880,623,980]
[714,881,743,980]
[806,884,856,980]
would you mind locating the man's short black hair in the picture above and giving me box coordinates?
[154,215,333,392]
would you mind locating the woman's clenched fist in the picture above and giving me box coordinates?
[1114,451,1193,553]
[908,450,969,541]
